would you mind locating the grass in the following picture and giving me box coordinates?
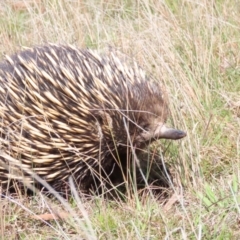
[0,0,239,239]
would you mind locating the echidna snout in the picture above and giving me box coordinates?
[159,125,186,140]
[0,44,186,193]
[139,123,186,144]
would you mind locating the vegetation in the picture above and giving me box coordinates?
[0,0,239,239]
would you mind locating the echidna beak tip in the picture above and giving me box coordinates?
[174,130,187,140]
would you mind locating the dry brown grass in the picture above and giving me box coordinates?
[0,0,239,239]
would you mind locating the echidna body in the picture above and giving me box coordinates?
[0,44,186,192]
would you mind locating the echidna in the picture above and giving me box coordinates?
[0,44,186,193]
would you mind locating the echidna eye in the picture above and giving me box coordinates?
[142,124,149,131]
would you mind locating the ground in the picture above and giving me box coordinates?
[0,0,239,239]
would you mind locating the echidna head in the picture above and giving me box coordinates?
[129,82,186,147]
[134,110,186,148]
